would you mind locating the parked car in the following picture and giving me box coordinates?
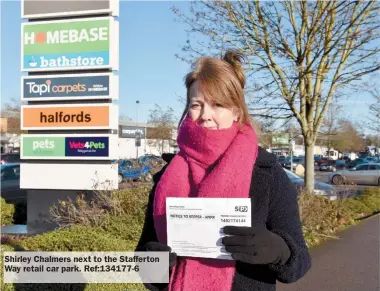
[118,159,152,183]
[1,153,21,164]
[329,163,380,186]
[319,159,346,172]
[283,168,341,200]
[346,158,370,169]
[1,163,26,203]
[284,157,305,170]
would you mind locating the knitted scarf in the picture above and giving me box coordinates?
[153,115,258,291]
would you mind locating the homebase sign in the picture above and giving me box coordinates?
[21,134,118,160]
[21,17,119,71]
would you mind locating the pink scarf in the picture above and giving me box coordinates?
[153,115,258,291]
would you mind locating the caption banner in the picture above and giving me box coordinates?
[3,252,169,284]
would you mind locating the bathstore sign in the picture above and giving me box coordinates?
[21,73,118,101]
[21,17,119,72]
[21,135,117,160]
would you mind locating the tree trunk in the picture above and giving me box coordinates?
[304,142,315,193]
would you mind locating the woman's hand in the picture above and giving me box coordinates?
[145,242,177,268]
[222,225,291,265]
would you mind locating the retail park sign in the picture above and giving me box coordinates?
[21,17,119,71]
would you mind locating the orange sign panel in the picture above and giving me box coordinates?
[22,105,111,128]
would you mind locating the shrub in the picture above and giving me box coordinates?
[1,198,15,225]
[18,225,136,252]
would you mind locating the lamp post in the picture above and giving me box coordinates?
[136,100,140,159]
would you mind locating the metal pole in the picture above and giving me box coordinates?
[136,101,139,159]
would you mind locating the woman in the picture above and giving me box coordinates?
[136,50,311,291]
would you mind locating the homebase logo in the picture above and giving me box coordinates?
[24,28,108,45]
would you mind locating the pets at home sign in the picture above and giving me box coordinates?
[21,17,119,71]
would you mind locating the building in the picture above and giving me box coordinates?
[118,120,178,159]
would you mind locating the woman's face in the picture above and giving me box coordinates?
[188,81,238,130]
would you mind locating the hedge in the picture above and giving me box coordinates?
[1,198,15,225]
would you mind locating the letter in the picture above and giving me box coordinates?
[40,57,48,67]
[59,111,63,123]
[71,85,77,93]
[48,115,55,122]
[24,32,35,45]
[33,141,39,150]
[49,140,55,148]
[39,141,45,149]
[40,112,47,123]
[61,56,70,67]
[99,27,108,41]
[52,85,58,93]
[71,57,77,66]
[96,57,104,65]
[71,114,76,122]
[80,84,86,92]
[63,115,70,123]
[82,58,89,66]
[76,111,84,122]
[47,31,59,44]
[49,58,57,67]
[69,29,78,43]
[85,114,91,122]
[79,28,90,42]
[60,30,69,43]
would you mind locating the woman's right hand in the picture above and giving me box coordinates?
[144,242,177,268]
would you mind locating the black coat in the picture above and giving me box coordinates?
[136,147,312,291]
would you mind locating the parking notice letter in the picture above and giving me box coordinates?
[166,197,251,260]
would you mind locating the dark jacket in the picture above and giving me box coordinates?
[136,147,312,291]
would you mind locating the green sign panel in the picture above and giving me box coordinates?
[22,17,117,71]
[272,134,290,145]
[22,136,65,157]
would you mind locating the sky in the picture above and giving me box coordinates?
[0,0,374,127]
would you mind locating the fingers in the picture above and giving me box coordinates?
[222,235,255,246]
[231,253,266,265]
[145,242,172,252]
[224,245,257,255]
[223,225,264,236]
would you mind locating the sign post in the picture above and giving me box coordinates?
[20,0,120,234]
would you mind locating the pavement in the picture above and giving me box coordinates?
[278,215,380,291]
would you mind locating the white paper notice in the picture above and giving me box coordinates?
[166,197,251,260]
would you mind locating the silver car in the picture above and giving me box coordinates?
[329,163,380,186]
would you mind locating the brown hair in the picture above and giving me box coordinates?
[178,49,254,129]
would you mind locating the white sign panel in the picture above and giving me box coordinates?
[22,0,119,19]
[20,163,118,190]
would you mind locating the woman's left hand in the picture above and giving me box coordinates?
[222,225,291,265]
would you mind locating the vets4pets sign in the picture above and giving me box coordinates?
[21,134,118,160]
[21,17,119,71]
[21,73,118,101]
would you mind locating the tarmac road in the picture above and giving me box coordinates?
[278,215,380,291]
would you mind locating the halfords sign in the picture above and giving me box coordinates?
[21,73,118,101]
[22,0,119,19]
[120,126,145,138]
[21,134,118,160]
[21,104,118,130]
[21,17,119,72]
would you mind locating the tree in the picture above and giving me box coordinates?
[367,84,380,134]
[147,104,176,154]
[333,119,365,153]
[319,103,342,155]
[1,98,21,118]
[173,1,380,191]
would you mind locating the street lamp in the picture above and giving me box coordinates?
[136,101,140,159]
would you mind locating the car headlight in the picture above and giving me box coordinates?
[313,189,328,196]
